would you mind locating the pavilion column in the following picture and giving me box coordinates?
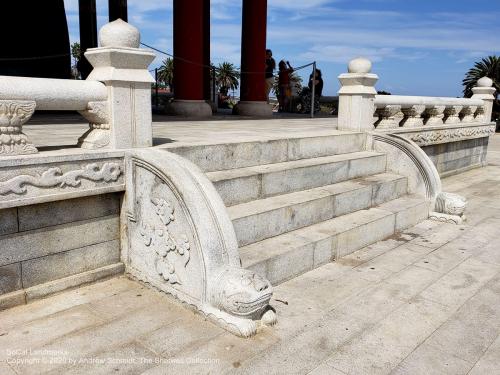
[79,0,98,79]
[169,0,212,117]
[233,0,272,116]
[109,0,128,22]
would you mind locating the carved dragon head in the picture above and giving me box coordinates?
[210,267,273,320]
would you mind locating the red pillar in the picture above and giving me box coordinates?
[235,0,271,116]
[171,0,212,116]
[173,0,205,101]
[203,0,212,102]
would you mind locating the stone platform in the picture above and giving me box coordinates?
[24,113,339,149]
[1,135,499,374]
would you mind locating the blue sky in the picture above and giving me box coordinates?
[63,0,500,97]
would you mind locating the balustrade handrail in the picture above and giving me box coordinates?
[374,95,484,109]
[0,76,107,111]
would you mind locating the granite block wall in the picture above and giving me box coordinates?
[0,193,123,307]
[422,137,489,177]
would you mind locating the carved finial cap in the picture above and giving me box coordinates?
[99,19,140,48]
[348,57,372,73]
[477,77,493,88]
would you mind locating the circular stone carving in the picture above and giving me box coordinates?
[99,19,140,48]
[348,57,372,73]
[477,77,493,88]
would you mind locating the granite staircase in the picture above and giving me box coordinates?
[170,131,430,285]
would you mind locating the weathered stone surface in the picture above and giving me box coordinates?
[0,305,103,361]
[21,240,120,288]
[392,342,473,375]
[25,263,124,302]
[0,263,22,294]
[169,139,288,172]
[336,208,396,258]
[0,208,18,236]
[0,290,25,311]
[0,215,119,266]
[287,133,365,160]
[18,194,120,231]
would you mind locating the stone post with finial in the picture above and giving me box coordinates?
[337,57,379,131]
[471,77,496,123]
[80,19,156,150]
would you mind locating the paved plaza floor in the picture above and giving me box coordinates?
[2,118,500,374]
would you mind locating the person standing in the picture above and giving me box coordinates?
[308,69,324,113]
[278,60,294,112]
[265,49,276,101]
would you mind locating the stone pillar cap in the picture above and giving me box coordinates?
[477,77,494,88]
[348,57,372,74]
[99,19,140,48]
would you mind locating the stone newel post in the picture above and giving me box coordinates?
[471,77,496,123]
[337,58,379,131]
[83,19,155,149]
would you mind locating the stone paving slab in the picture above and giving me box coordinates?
[1,134,500,374]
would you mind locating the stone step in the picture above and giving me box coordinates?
[208,151,387,206]
[168,132,366,173]
[240,195,430,285]
[229,173,408,247]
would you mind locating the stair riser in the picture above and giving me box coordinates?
[169,134,366,173]
[215,155,387,206]
[234,178,407,247]
[246,202,429,285]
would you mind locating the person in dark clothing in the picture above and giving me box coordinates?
[301,69,324,113]
[265,49,276,101]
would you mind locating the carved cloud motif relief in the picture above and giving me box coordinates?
[0,162,122,196]
[139,197,191,285]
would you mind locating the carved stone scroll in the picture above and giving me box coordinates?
[0,100,38,156]
[430,192,467,225]
[78,101,110,149]
[125,149,276,337]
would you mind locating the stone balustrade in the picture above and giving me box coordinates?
[373,95,486,129]
[0,19,155,157]
[338,58,497,133]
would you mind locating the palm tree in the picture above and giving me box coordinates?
[463,56,500,98]
[157,58,174,89]
[216,62,240,96]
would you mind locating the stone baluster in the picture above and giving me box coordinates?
[443,105,463,125]
[423,105,445,126]
[374,105,402,129]
[400,105,425,127]
[460,105,477,123]
[474,106,486,123]
[472,77,496,123]
[0,100,38,156]
[338,58,379,131]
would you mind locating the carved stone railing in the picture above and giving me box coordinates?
[373,96,486,130]
[337,58,496,224]
[338,58,496,137]
[0,19,155,157]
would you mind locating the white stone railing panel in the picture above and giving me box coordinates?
[0,19,155,157]
[338,58,496,134]
[0,76,107,111]
[373,95,486,129]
